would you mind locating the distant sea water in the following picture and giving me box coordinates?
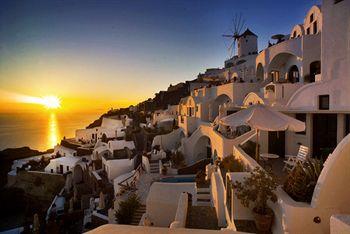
[0,111,101,151]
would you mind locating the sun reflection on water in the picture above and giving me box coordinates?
[48,112,60,149]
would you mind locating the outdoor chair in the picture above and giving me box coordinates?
[283,145,309,172]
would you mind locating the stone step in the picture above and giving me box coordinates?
[196,193,211,200]
[196,201,212,206]
[197,198,211,202]
[197,191,210,194]
[134,210,146,214]
[197,187,210,193]
[130,205,146,226]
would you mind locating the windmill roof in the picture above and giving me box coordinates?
[239,28,257,38]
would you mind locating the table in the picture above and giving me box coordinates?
[260,153,279,160]
[260,153,279,169]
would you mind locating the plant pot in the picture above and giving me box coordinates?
[253,207,274,233]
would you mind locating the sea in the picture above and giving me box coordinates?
[0,111,101,151]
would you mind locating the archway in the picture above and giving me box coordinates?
[288,65,300,83]
[193,136,212,162]
[210,94,232,121]
[268,53,301,83]
[256,63,264,81]
[309,61,321,83]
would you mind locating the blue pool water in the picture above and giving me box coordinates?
[160,176,195,183]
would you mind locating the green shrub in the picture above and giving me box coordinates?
[219,155,244,173]
[283,158,323,203]
[195,170,206,184]
[115,194,141,224]
[233,167,277,215]
[170,151,186,169]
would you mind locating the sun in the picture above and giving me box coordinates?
[42,96,61,109]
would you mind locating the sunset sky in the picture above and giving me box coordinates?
[0,0,319,113]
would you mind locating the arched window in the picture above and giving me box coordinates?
[288,65,299,83]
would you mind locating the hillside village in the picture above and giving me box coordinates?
[2,1,350,233]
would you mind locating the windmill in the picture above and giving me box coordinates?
[222,13,245,58]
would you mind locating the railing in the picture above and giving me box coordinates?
[117,164,143,193]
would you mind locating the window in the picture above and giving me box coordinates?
[293,31,296,38]
[346,115,350,135]
[66,166,69,171]
[319,95,330,110]
[51,169,54,173]
[306,27,310,35]
[310,13,314,23]
[295,114,306,135]
[313,22,318,34]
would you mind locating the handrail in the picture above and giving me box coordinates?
[118,164,143,188]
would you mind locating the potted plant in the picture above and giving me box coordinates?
[233,167,278,233]
[283,158,323,203]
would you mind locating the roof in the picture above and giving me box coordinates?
[108,140,135,151]
[52,156,81,167]
[239,28,257,38]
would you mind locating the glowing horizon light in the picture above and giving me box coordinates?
[41,96,61,109]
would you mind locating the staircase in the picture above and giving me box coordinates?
[149,160,159,174]
[130,204,146,225]
[196,187,211,206]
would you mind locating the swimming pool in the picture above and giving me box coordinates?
[159,176,195,183]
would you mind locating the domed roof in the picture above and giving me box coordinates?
[239,28,257,38]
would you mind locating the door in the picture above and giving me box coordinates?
[59,165,64,174]
[313,114,337,160]
[268,131,285,157]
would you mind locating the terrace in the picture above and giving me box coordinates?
[102,148,134,161]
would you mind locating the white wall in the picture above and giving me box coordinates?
[170,192,188,228]
[152,128,184,151]
[210,170,227,227]
[102,157,134,181]
[146,182,196,227]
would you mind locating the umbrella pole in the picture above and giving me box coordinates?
[255,129,260,162]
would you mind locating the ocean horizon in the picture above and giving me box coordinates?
[0,111,102,151]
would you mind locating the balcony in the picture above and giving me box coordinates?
[263,82,303,106]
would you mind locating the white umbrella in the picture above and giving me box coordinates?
[219,104,305,160]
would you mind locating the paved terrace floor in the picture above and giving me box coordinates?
[258,156,289,184]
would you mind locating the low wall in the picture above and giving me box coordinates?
[170,192,189,228]
[210,170,226,227]
[142,156,150,174]
[233,146,262,171]
[330,215,350,234]
[146,182,196,227]
[226,172,254,221]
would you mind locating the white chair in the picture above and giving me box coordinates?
[283,145,309,172]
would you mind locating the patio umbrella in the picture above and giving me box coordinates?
[219,104,305,161]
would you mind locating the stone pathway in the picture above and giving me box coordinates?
[186,206,219,230]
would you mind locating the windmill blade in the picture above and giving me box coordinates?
[228,40,235,51]
[238,18,245,34]
[222,34,234,38]
[223,12,246,58]
[228,40,236,58]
